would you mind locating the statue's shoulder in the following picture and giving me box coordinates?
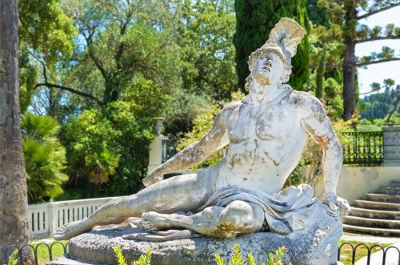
[217,100,242,123]
[223,100,242,111]
[288,89,326,118]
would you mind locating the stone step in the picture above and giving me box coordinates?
[349,207,400,220]
[390,179,400,187]
[343,224,400,237]
[354,200,400,211]
[376,186,400,195]
[366,193,400,203]
[343,215,400,229]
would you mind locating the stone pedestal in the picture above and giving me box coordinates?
[58,201,343,265]
[383,125,400,166]
[148,134,168,173]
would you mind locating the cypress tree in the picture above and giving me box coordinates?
[315,49,326,99]
[234,0,311,92]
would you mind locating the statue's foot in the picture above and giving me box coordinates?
[141,211,179,231]
[139,220,159,233]
[122,229,201,241]
[53,220,87,240]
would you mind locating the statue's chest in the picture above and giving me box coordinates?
[228,103,297,142]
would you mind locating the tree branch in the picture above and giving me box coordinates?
[34,83,102,106]
[82,29,109,80]
[386,90,400,122]
[356,35,400,44]
[355,57,400,67]
[115,6,134,66]
[356,2,400,20]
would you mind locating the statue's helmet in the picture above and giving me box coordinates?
[248,18,307,70]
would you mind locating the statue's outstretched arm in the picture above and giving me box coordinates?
[300,97,344,211]
[143,107,230,187]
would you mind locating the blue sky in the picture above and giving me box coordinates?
[356,5,400,97]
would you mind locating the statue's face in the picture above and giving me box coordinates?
[251,52,285,85]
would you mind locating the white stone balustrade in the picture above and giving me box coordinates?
[28,197,117,239]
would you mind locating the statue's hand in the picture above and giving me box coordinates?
[323,192,350,216]
[142,170,163,187]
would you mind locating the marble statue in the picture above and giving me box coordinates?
[54,18,349,242]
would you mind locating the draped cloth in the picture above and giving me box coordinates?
[196,184,317,234]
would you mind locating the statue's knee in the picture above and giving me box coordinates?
[219,201,255,229]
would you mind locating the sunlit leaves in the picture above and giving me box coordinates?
[22,113,68,203]
[180,0,237,99]
[19,0,77,65]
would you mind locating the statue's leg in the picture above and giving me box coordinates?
[53,172,217,240]
[141,200,264,238]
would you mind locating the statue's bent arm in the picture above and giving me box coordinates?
[299,95,343,202]
[142,104,234,187]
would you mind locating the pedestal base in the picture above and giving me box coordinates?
[64,201,342,265]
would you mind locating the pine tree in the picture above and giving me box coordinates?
[234,0,311,92]
[319,0,400,120]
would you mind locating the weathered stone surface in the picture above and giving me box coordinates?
[66,201,342,265]
[384,125,400,166]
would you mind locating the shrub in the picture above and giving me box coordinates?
[113,245,151,265]
[214,244,291,265]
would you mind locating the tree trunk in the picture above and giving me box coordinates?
[386,87,400,122]
[0,0,32,263]
[343,41,356,121]
[342,2,357,121]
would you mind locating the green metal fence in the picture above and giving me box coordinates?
[161,139,177,163]
[1,242,398,264]
[341,131,384,165]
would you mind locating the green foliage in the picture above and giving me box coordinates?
[6,249,19,265]
[18,0,77,120]
[113,246,127,265]
[179,0,237,100]
[19,0,77,64]
[214,244,290,265]
[21,113,68,203]
[60,0,182,105]
[163,88,209,136]
[18,1,75,80]
[355,119,383,132]
[306,0,331,27]
[113,246,151,265]
[60,78,169,198]
[307,14,346,119]
[234,0,311,92]
[19,51,39,113]
[315,49,326,99]
[359,86,400,120]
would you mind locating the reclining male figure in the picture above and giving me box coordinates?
[54,18,349,241]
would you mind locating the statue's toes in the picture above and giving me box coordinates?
[139,220,159,233]
[53,226,69,240]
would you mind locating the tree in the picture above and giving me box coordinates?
[359,81,400,121]
[319,0,400,120]
[179,0,237,100]
[0,0,31,261]
[234,0,311,92]
[307,0,331,27]
[59,78,170,198]
[22,113,68,203]
[52,0,181,108]
[18,0,77,119]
